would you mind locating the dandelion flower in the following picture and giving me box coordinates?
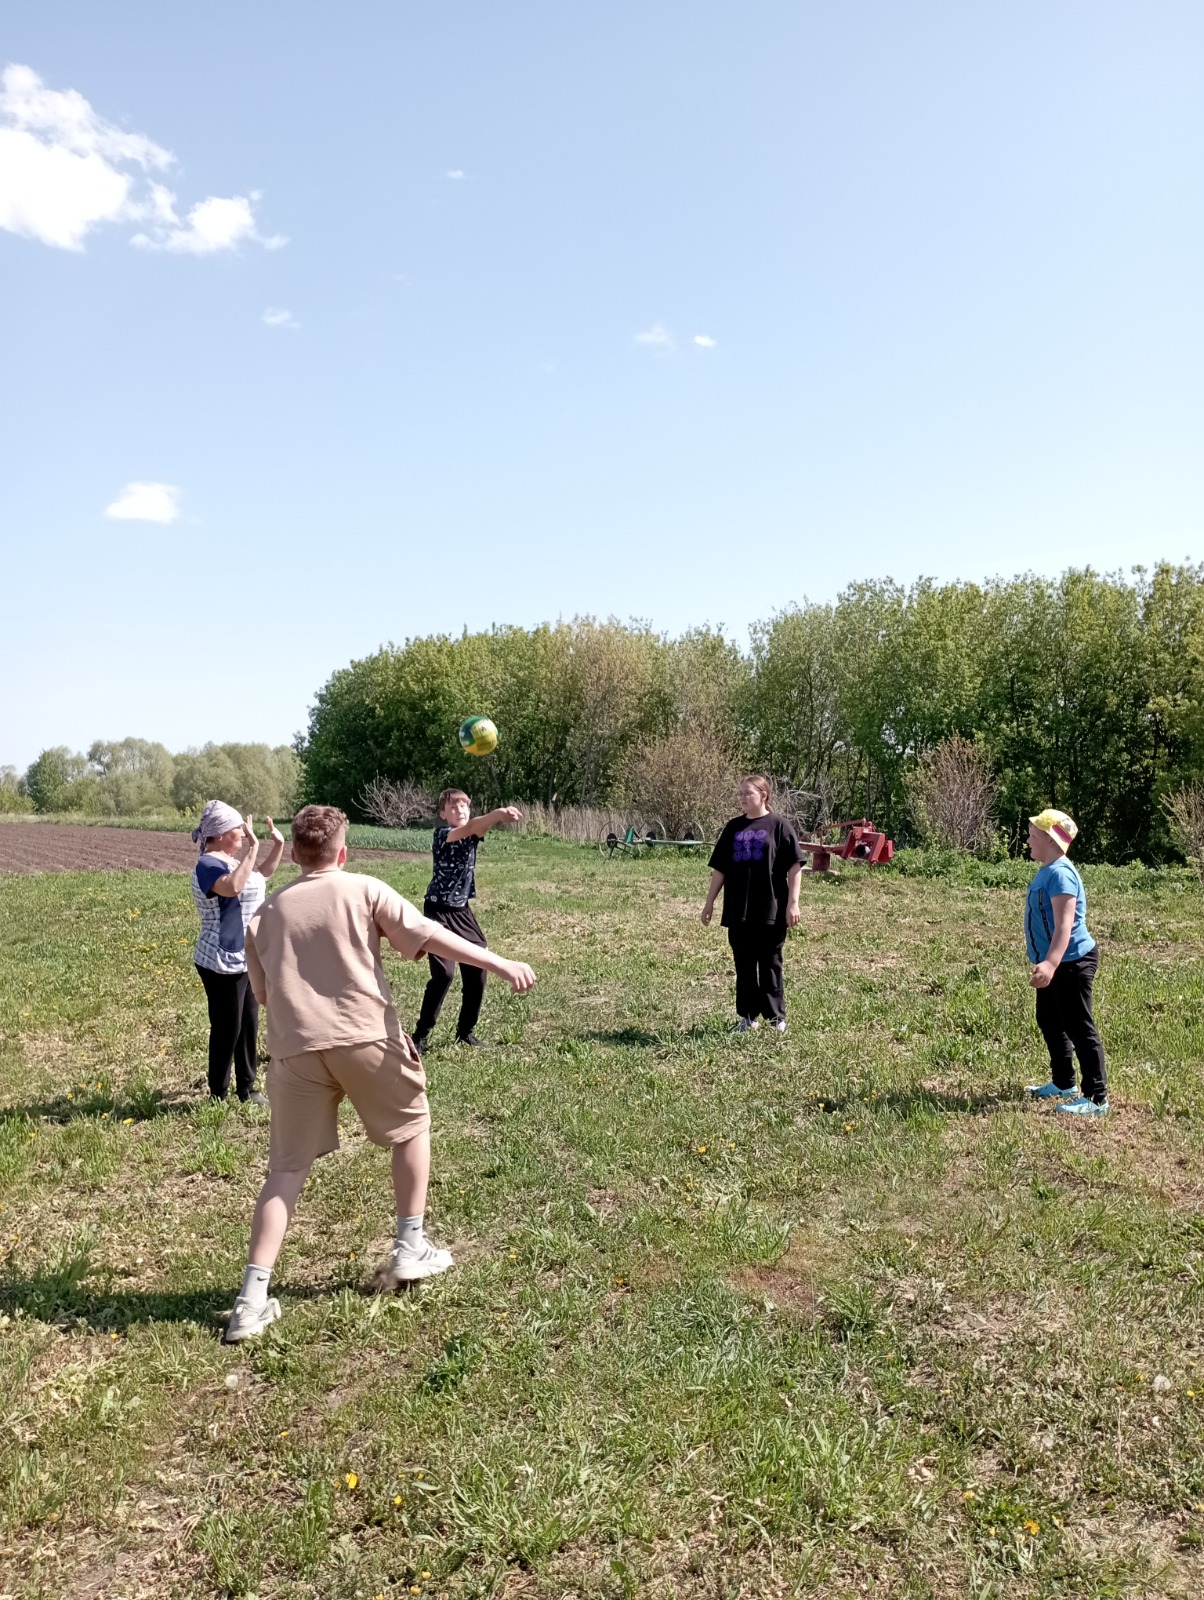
[393,1494,403,1504]
[1023,1519,1040,1534]
[421,1572,431,1580]
[344,1472,359,1490]
[697,1144,708,1154]
[122,1117,134,1125]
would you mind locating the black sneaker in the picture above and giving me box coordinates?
[456,1033,485,1048]
[412,1032,430,1056]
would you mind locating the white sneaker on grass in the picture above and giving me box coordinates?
[224,1295,281,1343]
[374,1236,454,1290]
[771,1019,787,1034]
[734,1017,760,1033]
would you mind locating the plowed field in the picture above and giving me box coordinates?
[0,823,419,874]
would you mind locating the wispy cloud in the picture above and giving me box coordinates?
[693,334,717,349]
[0,64,283,253]
[104,482,181,524]
[262,307,298,329]
[634,321,674,352]
[445,169,465,180]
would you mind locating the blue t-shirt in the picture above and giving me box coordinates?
[1025,857,1095,965]
[424,826,479,907]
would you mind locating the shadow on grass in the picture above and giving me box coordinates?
[580,1025,725,1048]
[810,1086,1024,1118]
[0,1092,199,1127]
[0,1274,381,1332]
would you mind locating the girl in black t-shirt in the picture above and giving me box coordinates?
[702,776,803,1032]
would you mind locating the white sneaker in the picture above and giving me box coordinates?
[374,1236,455,1290]
[771,1019,787,1033]
[224,1295,281,1343]
[734,1017,760,1033]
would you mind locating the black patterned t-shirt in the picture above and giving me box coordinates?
[425,826,479,907]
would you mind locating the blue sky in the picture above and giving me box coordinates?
[2,2,1202,771]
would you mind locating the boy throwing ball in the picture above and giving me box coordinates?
[412,790,522,1053]
[1024,808,1109,1116]
[225,805,535,1342]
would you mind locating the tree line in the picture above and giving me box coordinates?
[4,740,301,821]
[301,565,1204,863]
[9,565,1202,864]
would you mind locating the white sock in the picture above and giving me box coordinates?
[240,1263,272,1308]
[396,1214,424,1249]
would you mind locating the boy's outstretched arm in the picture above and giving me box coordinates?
[421,923,536,992]
[445,806,523,842]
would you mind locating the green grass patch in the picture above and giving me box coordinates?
[2,838,1204,1596]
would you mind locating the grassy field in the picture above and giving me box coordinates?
[3,838,1204,1598]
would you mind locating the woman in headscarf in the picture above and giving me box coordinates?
[191,800,285,1103]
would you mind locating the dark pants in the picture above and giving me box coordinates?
[1035,946,1107,1102]
[195,965,260,1100]
[415,901,487,1040]
[728,924,787,1023]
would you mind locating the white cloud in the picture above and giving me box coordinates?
[634,321,674,352]
[693,334,717,349]
[0,64,282,253]
[104,482,181,524]
[262,306,298,329]
[446,169,465,180]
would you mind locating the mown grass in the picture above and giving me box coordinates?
[2,838,1204,1598]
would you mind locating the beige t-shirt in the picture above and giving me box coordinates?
[245,869,439,1057]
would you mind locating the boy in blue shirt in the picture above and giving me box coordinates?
[1024,808,1109,1116]
[412,789,522,1052]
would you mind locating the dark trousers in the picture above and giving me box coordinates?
[415,901,487,1040]
[728,924,787,1023]
[1035,946,1107,1102]
[195,965,260,1100]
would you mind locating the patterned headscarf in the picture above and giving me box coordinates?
[191,799,244,853]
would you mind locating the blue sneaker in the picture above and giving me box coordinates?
[1056,1096,1110,1117]
[1025,1081,1077,1100]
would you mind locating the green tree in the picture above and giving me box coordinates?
[23,747,88,812]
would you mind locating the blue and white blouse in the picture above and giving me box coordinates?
[192,853,266,975]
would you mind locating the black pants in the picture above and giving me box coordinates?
[195,965,260,1100]
[728,924,786,1023]
[415,901,487,1040]
[1035,947,1107,1102]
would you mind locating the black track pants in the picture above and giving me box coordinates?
[1034,947,1107,1102]
[195,964,260,1100]
[415,901,488,1040]
[727,924,787,1023]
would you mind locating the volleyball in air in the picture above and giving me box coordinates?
[458,715,498,757]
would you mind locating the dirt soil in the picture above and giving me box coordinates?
[0,823,421,875]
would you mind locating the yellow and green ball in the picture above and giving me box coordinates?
[458,715,498,757]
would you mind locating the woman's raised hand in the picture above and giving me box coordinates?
[242,815,258,850]
[266,817,285,844]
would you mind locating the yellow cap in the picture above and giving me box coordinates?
[1029,808,1077,850]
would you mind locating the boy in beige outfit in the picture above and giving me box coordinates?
[224,804,535,1342]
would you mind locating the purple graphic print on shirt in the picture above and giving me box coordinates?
[733,826,768,863]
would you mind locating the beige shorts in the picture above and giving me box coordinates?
[266,1036,430,1172]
